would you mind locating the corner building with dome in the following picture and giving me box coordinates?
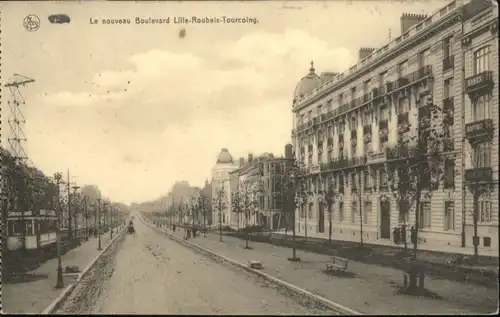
[211,148,239,228]
[290,0,498,252]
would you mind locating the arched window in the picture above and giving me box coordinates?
[472,141,492,168]
[472,94,491,121]
[474,46,491,74]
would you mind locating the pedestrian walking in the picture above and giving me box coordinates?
[410,226,417,245]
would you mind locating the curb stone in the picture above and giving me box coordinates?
[141,217,361,315]
[40,227,127,315]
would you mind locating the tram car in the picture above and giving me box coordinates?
[6,209,58,251]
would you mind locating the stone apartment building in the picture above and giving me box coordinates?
[291,0,498,250]
[211,148,238,228]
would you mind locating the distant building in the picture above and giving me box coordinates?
[211,148,238,227]
[291,0,498,250]
[229,147,295,230]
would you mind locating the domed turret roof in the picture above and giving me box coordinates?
[294,61,322,97]
[216,148,234,164]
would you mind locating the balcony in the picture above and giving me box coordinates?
[465,119,494,140]
[465,71,493,95]
[347,156,366,168]
[366,150,387,164]
[465,167,493,183]
[386,82,394,93]
[397,77,410,88]
[397,112,410,134]
[320,157,348,172]
[443,138,455,152]
[443,55,454,71]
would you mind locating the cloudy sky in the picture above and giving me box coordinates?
[1,0,448,204]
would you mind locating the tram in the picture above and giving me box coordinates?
[6,209,58,251]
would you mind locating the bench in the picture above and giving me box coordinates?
[326,256,348,272]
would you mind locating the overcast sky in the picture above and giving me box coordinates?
[1,0,448,204]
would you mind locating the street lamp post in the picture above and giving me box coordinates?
[110,206,113,240]
[54,172,65,289]
[97,198,102,251]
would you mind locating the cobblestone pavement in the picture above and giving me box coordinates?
[1,231,117,314]
[56,218,337,315]
[153,222,498,315]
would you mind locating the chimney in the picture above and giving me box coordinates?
[285,144,293,159]
[239,157,245,167]
[400,13,427,34]
[358,47,376,61]
[248,153,253,163]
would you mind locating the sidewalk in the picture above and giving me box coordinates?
[161,224,497,315]
[2,231,117,314]
[271,229,499,258]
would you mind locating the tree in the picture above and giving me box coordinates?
[231,185,243,230]
[468,182,492,262]
[239,181,260,249]
[318,177,337,244]
[386,94,445,262]
[212,187,227,242]
[283,155,309,262]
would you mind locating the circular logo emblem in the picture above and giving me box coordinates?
[23,14,40,32]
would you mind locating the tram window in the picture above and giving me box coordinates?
[9,220,25,235]
[26,221,34,235]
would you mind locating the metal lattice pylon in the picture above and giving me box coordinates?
[4,74,35,166]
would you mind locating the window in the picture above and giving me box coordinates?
[472,95,491,121]
[379,71,387,86]
[351,173,357,192]
[479,200,492,223]
[444,202,455,231]
[351,201,357,223]
[474,46,491,74]
[338,174,344,194]
[444,78,454,99]
[443,36,452,58]
[444,159,455,189]
[338,202,344,222]
[472,141,492,168]
[327,99,333,112]
[338,93,344,106]
[362,110,371,126]
[379,169,388,190]
[364,80,371,94]
[399,60,409,76]
[301,114,305,125]
[418,202,431,229]
[363,170,371,191]
[308,110,312,121]
[419,49,431,67]
[318,105,323,116]
[397,97,410,114]
[380,106,389,121]
[351,87,357,100]
[363,201,372,224]
[351,116,358,129]
[399,201,410,224]
[308,202,314,219]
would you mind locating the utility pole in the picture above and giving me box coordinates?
[72,185,80,240]
[83,196,89,241]
[97,197,102,250]
[110,205,113,239]
[66,169,73,240]
[53,172,64,289]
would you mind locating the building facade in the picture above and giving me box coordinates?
[211,148,238,228]
[291,0,498,250]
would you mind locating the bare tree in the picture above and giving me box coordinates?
[212,187,227,242]
[231,185,243,231]
[386,94,445,261]
[318,176,337,244]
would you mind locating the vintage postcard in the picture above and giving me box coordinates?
[0,0,498,315]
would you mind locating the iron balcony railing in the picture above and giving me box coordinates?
[465,118,494,140]
[465,71,493,94]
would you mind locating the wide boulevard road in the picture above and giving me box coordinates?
[57,216,332,314]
